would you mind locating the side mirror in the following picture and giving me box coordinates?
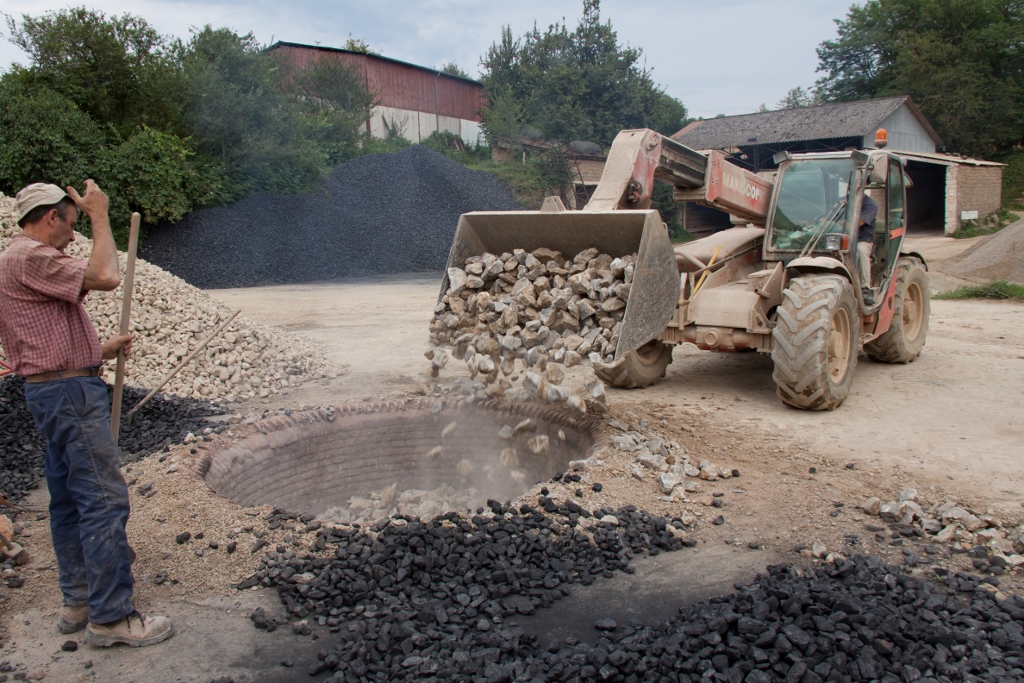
[773,151,791,165]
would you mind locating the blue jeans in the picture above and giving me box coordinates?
[24,376,134,624]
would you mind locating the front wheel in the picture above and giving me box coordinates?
[864,257,930,363]
[594,340,673,389]
[771,275,858,410]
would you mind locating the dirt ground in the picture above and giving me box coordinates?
[205,233,1024,510]
[2,232,1022,682]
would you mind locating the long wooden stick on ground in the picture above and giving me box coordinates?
[110,212,141,445]
[124,310,240,420]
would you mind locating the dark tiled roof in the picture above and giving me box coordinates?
[673,96,940,149]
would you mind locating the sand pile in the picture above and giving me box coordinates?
[938,218,1024,285]
[0,194,334,400]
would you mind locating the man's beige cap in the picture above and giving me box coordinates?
[14,183,68,224]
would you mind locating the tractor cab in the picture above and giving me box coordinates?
[763,146,910,311]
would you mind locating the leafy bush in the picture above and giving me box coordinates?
[420,132,491,164]
[282,54,377,166]
[182,27,319,196]
[3,8,378,235]
[101,128,228,237]
[994,148,1024,211]
[952,209,1015,239]
[0,78,228,244]
[0,80,105,194]
[935,281,1024,301]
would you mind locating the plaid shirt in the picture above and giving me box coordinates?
[0,234,102,375]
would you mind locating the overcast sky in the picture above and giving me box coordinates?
[0,0,859,119]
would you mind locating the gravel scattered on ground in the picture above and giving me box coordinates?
[0,375,225,502]
[856,489,1024,573]
[0,421,332,621]
[3,397,1024,681]
[139,146,521,289]
[0,194,335,402]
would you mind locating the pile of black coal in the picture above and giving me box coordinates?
[246,500,678,620]
[0,376,225,501]
[116,383,226,456]
[140,145,522,289]
[249,497,1024,683]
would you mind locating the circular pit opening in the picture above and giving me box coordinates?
[200,400,596,524]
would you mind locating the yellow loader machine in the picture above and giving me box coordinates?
[442,128,930,410]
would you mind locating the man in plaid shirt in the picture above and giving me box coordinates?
[0,181,172,647]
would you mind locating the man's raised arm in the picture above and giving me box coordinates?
[72,180,121,292]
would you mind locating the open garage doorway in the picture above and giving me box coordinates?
[905,159,947,234]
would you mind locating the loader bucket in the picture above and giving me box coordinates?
[438,209,680,360]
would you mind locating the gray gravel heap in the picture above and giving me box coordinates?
[247,497,1024,683]
[140,146,521,289]
[0,376,225,502]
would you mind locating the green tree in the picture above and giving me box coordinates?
[4,7,186,140]
[480,86,526,143]
[440,61,469,78]
[279,56,378,165]
[0,79,218,243]
[480,0,687,146]
[182,26,321,196]
[776,86,815,110]
[343,34,377,55]
[815,0,1024,156]
[1,7,382,242]
[645,92,689,137]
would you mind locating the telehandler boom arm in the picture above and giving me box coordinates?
[586,129,773,225]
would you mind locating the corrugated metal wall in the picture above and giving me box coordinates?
[271,44,482,122]
[370,105,484,144]
[867,105,937,153]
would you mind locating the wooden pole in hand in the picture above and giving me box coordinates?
[110,212,141,446]
[124,310,241,421]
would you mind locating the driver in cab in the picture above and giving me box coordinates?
[857,194,879,305]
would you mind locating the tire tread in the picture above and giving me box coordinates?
[771,275,857,410]
[864,257,930,364]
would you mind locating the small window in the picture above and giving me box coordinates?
[886,160,904,266]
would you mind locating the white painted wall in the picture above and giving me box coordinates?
[460,120,484,146]
[369,105,482,145]
[864,105,938,153]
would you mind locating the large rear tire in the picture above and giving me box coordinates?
[595,340,673,389]
[771,275,858,410]
[864,257,930,364]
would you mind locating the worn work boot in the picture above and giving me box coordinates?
[862,287,876,306]
[86,611,173,647]
[57,604,89,634]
